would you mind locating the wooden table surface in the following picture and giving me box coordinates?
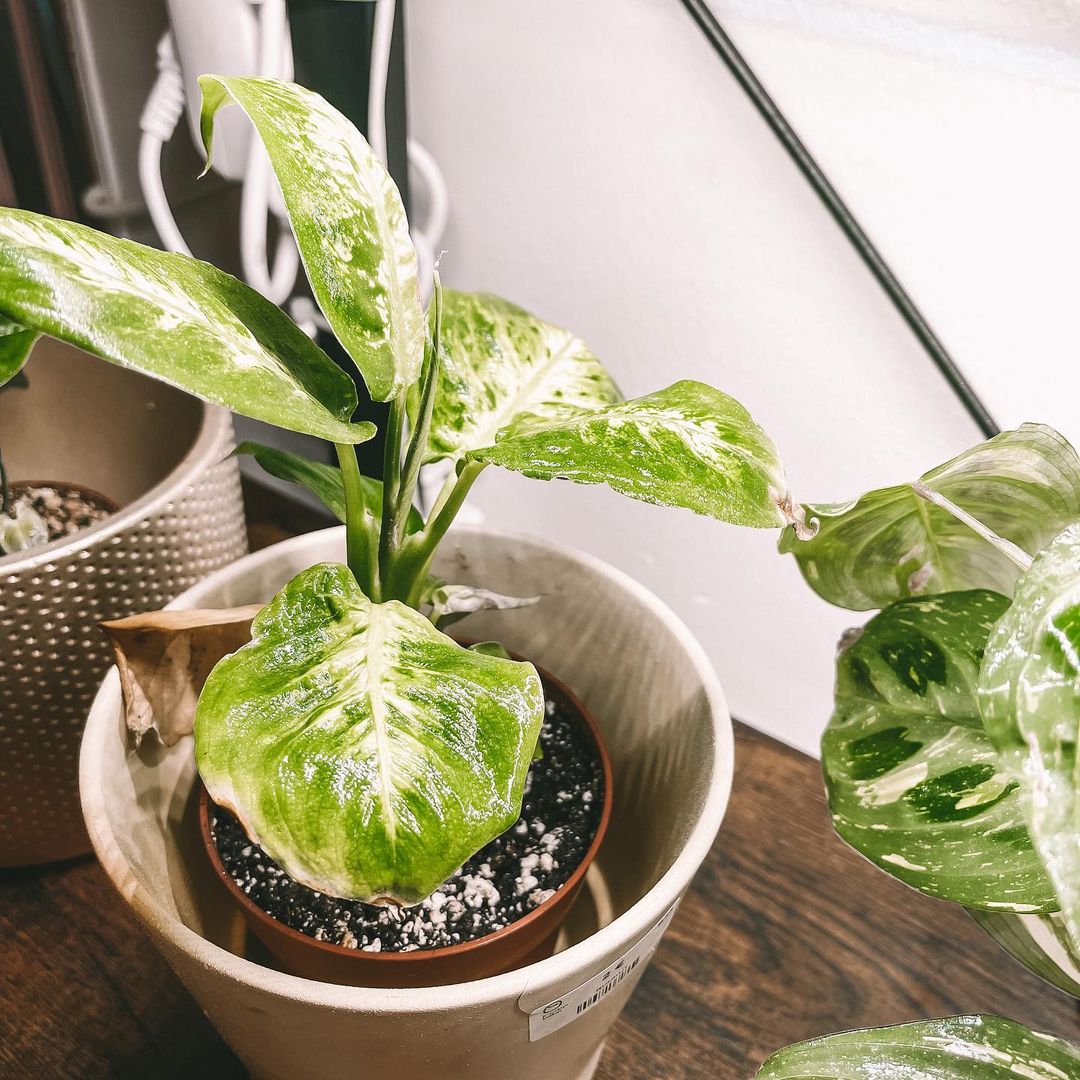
[2,496,1077,1078]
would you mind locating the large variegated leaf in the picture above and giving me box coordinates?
[979,523,1080,952]
[195,562,544,904]
[972,910,1080,999]
[0,315,35,386]
[199,76,424,403]
[469,380,791,529]
[756,1015,1080,1079]
[424,291,620,462]
[0,208,372,443]
[234,442,423,533]
[780,424,1080,610]
[823,590,1056,911]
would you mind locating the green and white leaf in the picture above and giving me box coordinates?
[979,523,1080,952]
[469,380,791,529]
[755,1015,1080,1079]
[971,910,1080,999]
[780,424,1080,610]
[424,291,620,462]
[195,562,544,904]
[0,500,48,555]
[0,315,35,387]
[234,442,423,533]
[199,76,424,403]
[0,208,372,444]
[428,583,539,629]
[823,590,1056,911]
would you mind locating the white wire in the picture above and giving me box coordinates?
[138,33,191,256]
[367,0,396,168]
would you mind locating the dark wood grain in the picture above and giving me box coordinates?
[1,492,1076,1078]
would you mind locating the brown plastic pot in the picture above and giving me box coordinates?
[199,664,613,988]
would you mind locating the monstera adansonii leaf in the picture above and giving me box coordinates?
[234,442,423,533]
[980,523,1080,953]
[822,589,1056,912]
[755,1015,1080,1079]
[0,208,372,444]
[469,379,792,529]
[779,424,1080,610]
[971,910,1080,999]
[0,315,35,387]
[195,562,545,904]
[424,291,622,462]
[199,76,424,403]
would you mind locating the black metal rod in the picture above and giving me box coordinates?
[676,0,1000,438]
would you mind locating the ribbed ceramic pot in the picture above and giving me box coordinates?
[1,340,247,865]
[80,525,733,1080]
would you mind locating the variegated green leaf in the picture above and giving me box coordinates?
[823,590,1056,911]
[979,523,1080,952]
[0,315,35,387]
[199,76,424,403]
[780,424,1080,610]
[195,562,544,904]
[756,1015,1080,1079]
[470,380,791,529]
[0,208,372,444]
[972,910,1080,999]
[234,442,423,533]
[424,291,620,462]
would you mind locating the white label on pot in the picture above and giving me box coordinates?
[526,904,678,1041]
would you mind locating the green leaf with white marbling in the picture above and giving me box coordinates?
[0,316,35,387]
[234,442,423,533]
[0,208,372,444]
[199,76,424,403]
[780,424,1080,610]
[823,590,1056,911]
[469,380,791,529]
[195,562,544,904]
[979,523,1080,952]
[424,291,620,462]
[971,910,1080,999]
[756,1015,1080,1079]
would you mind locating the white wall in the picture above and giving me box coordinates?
[405,0,1080,755]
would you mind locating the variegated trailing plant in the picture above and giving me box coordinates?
[758,424,1080,1076]
[0,76,798,905]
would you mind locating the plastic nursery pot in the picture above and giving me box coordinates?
[198,665,613,988]
[0,338,247,867]
[81,525,732,1080]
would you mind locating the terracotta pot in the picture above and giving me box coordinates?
[81,525,732,1080]
[0,338,247,866]
[198,665,613,988]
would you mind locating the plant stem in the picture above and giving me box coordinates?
[0,449,9,516]
[377,391,406,588]
[335,442,380,597]
[911,481,1033,572]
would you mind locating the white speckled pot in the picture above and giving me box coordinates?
[0,341,247,865]
[80,526,732,1080]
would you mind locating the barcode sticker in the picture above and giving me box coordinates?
[527,904,678,1041]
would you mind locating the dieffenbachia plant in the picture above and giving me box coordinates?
[778,424,1080,997]
[0,76,797,904]
[756,1015,1080,1079]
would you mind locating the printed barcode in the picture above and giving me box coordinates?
[575,956,641,1016]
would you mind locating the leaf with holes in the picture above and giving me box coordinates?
[0,208,372,443]
[199,76,424,402]
[979,522,1080,953]
[424,291,621,462]
[469,380,791,529]
[822,590,1056,911]
[756,1015,1080,1079]
[779,424,1080,610]
[194,562,545,903]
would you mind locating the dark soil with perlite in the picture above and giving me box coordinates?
[209,688,605,953]
[9,483,115,540]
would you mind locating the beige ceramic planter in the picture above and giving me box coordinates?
[80,525,732,1080]
[0,340,247,865]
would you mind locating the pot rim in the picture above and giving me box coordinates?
[80,524,734,1010]
[197,660,614,970]
[0,402,233,573]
